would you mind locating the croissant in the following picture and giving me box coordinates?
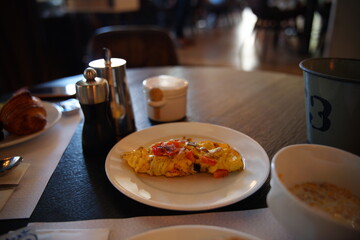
[0,91,47,135]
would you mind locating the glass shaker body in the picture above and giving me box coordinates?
[80,101,116,156]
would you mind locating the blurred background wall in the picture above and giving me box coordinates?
[323,0,360,58]
[1,0,359,96]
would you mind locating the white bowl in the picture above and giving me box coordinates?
[267,144,360,240]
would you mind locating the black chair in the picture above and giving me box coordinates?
[246,0,306,48]
[85,25,179,68]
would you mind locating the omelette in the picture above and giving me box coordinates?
[121,138,244,178]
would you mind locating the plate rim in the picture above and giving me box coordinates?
[0,102,62,148]
[127,224,262,240]
[105,122,270,211]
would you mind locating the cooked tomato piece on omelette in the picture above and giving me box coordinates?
[121,138,244,178]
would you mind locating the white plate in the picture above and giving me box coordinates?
[0,102,62,148]
[127,225,262,240]
[105,122,270,211]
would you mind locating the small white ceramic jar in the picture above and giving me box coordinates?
[143,75,188,122]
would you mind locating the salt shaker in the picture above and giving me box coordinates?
[76,68,116,155]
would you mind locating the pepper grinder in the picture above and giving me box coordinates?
[76,67,116,156]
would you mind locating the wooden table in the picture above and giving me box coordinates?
[0,66,306,233]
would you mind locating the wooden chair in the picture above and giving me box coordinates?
[85,25,179,68]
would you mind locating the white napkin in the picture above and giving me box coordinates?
[0,112,81,219]
[0,163,29,211]
[0,227,110,240]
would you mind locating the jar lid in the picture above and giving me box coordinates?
[143,75,188,98]
[89,58,126,69]
[76,68,109,104]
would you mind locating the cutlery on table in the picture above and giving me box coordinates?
[0,156,23,176]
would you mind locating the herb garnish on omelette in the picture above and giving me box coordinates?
[121,138,244,178]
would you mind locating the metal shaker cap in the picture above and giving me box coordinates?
[76,67,109,104]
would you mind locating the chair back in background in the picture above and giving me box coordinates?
[86,25,179,68]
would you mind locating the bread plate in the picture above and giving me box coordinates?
[0,102,62,148]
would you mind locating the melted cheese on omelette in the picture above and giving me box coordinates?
[121,138,244,178]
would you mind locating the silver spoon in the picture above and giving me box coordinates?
[0,156,23,176]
